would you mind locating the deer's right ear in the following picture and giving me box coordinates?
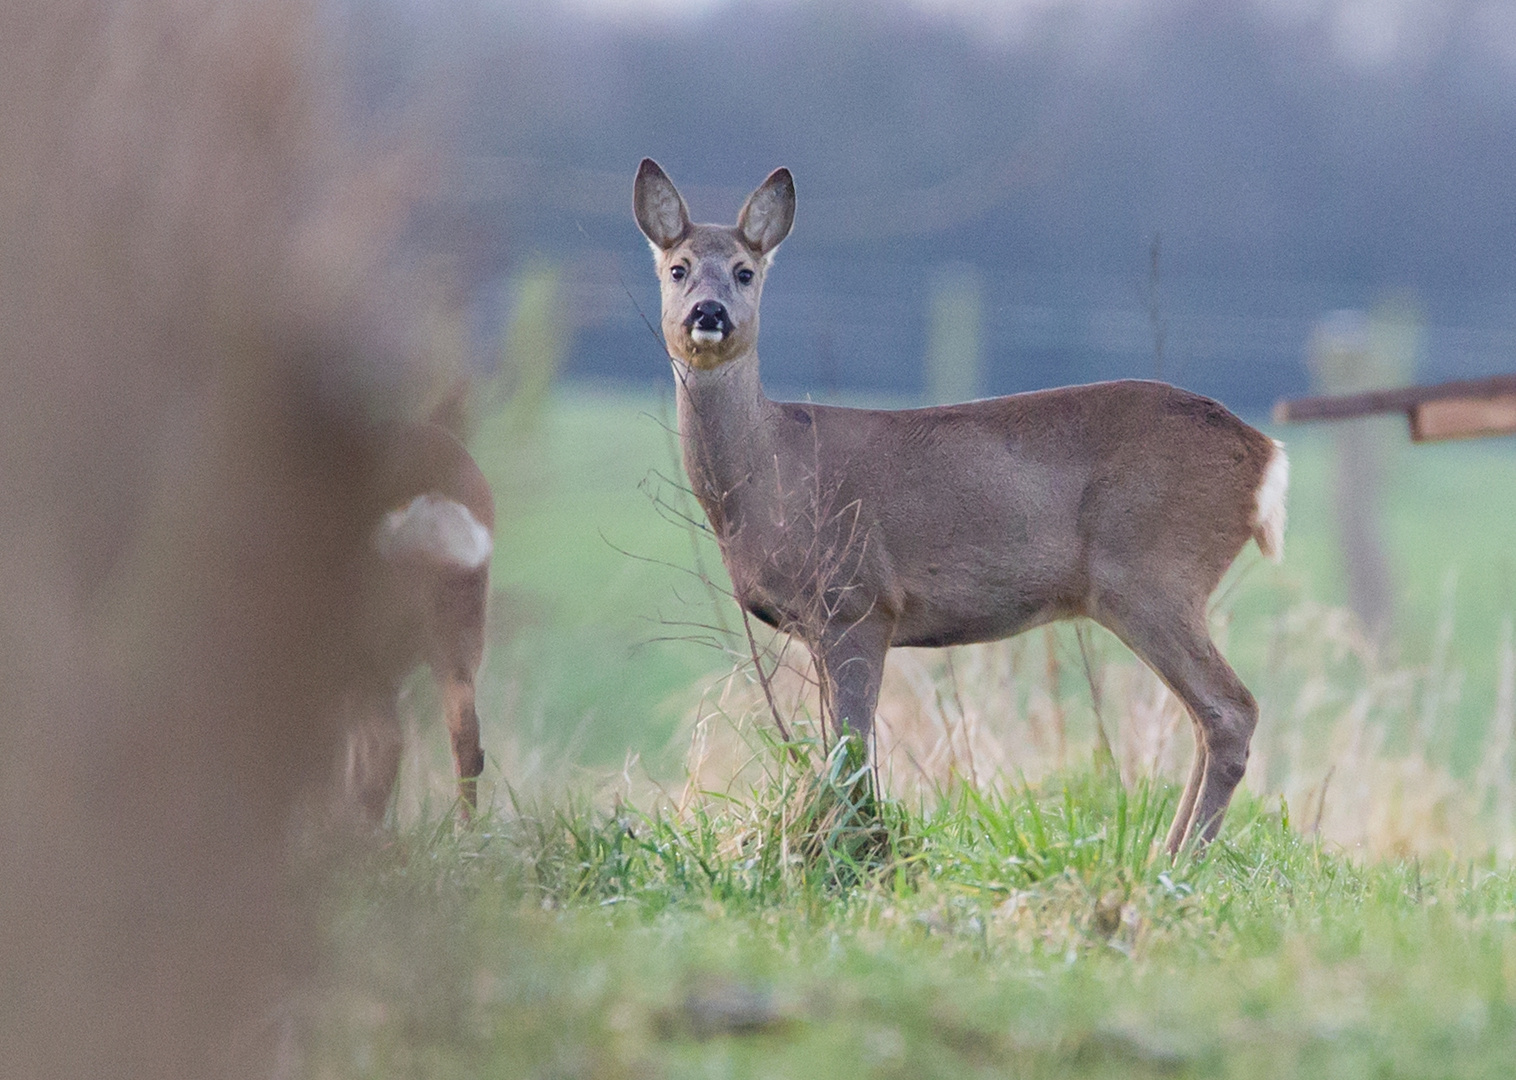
[634,158,691,251]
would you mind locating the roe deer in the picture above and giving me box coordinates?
[634,158,1287,853]
[341,420,495,825]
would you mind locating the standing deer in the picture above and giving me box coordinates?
[634,158,1287,853]
[340,419,494,825]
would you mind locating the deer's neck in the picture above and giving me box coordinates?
[673,351,774,538]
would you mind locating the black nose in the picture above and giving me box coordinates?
[688,300,729,333]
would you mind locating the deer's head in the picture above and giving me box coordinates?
[634,158,794,371]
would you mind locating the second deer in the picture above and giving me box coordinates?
[340,419,494,825]
[634,158,1287,853]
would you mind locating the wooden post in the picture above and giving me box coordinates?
[1304,312,1400,642]
[925,263,982,406]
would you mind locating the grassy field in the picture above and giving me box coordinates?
[309,761,1516,1078]
[317,386,1516,1078]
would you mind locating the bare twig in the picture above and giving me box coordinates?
[1312,765,1335,837]
[741,607,798,759]
[1044,627,1067,769]
[1076,622,1116,774]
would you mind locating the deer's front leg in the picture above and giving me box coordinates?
[815,616,893,747]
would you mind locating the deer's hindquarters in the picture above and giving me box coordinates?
[344,465,493,825]
[375,493,493,571]
[1252,440,1289,562]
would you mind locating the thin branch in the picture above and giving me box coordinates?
[1076,622,1117,774]
[742,606,799,761]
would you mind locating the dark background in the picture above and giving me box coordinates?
[347,0,1516,412]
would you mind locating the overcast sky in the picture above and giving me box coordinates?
[557,0,1516,73]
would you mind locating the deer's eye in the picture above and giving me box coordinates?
[669,264,688,282]
[735,267,754,285]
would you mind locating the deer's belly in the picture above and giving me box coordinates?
[886,556,1082,647]
[890,598,1064,648]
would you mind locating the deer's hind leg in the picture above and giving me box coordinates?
[1166,736,1208,854]
[429,567,489,821]
[441,673,484,818]
[1095,595,1258,855]
[341,689,404,826]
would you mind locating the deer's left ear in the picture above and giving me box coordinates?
[737,168,794,258]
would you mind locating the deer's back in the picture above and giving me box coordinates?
[768,380,1273,646]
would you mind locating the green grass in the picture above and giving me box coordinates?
[309,759,1516,1078]
[469,386,719,770]
[311,387,1516,1077]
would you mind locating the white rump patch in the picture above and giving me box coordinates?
[690,328,723,344]
[1252,439,1289,562]
[374,494,492,570]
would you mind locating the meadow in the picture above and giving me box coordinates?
[311,387,1516,1078]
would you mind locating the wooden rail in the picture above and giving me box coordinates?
[1273,373,1516,442]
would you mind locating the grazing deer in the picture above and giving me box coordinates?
[634,158,1288,853]
[340,419,494,825]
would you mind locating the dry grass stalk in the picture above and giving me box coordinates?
[678,597,1516,862]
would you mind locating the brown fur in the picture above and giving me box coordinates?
[635,158,1287,854]
[345,421,495,825]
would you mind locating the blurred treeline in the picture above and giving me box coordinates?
[344,0,1516,410]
